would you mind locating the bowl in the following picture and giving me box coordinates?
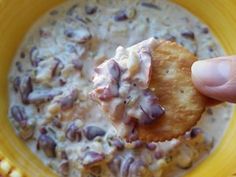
[0,0,236,176]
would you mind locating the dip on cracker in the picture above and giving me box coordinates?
[91,38,206,142]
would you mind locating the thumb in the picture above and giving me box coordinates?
[191,56,236,103]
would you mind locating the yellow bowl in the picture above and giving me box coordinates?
[0,0,236,176]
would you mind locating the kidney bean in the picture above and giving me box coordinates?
[13,76,21,92]
[138,90,165,125]
[92,60,120,101]
[59,160,69,176]
[114,10,128,21]
[52,118,62,129]
[108,156,122,175]
[85,5,97,15]
[181,31,195,40]
[11,105,35,140]
[59,78,67,86]
[72,59,83,70]
[19,121,35,140]
[64,28,92,44]
[141,2,161,10]
[133,140,144,149]
[190,127,203,138]
[28,89,62,105]
[20,52,25,59]
[37,134,57,158]
[146,143,156,151]
[154,150,164,160]
[39,126,48,134]
[129,159,147,177]
[64,29,74,38]
[82,151,105,166]
[127,125,139,142]
[112,138,125,151]
[165,35,176,42]
[139,103,164,125]
[120,156,134,177]
[83,126,106,140]
[29,46,41,67]
[15,61,23,72]
[60,89,78,110]
[202,27,209,34]
[108,60,120,81]
[19,75,33,105]
[97,85,119,101]
[11,105,27,128]
[51,58,63,77]
[61,151,68,160]
[93,59,120,83]
[65,123,81,142]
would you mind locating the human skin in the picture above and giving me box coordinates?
[191,56,236,103]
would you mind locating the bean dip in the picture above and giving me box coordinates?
[8,0,232,177]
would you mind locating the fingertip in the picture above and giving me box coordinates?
[191,57,236,103]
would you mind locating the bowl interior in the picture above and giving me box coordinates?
[0,0,236,176]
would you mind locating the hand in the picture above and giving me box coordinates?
[191,56,236,103]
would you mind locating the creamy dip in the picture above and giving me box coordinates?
[8,0,232,177]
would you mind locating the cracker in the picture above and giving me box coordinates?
[138,40,206,142]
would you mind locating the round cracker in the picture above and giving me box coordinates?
[138,40,206,142]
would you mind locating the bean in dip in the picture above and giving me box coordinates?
[8,0,232,177]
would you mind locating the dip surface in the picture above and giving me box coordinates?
[8,0,232,176]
